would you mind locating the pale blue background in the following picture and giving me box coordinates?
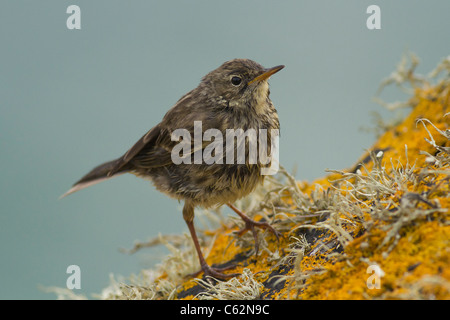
[1,1,449,299]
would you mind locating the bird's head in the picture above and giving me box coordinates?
[201,59,284,113]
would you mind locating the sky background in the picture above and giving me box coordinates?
[1,1,449,299]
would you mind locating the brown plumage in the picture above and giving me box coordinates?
[62,59,284,279]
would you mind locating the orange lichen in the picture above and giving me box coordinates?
[289,77,449,300]
[298,219,450,299]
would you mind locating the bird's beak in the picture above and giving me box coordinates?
[248,65,285,85]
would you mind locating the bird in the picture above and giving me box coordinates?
[62,59,284,280]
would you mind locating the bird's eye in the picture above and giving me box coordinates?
[231,76,242,86]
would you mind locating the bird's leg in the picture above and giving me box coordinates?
[228,203,280,255]
[183,202,239,280]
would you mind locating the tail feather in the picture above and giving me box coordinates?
[60,159,127,198]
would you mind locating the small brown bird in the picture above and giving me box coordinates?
[62,59,284,279]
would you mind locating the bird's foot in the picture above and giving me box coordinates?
[188,263,239,281]
[235,215,281,255]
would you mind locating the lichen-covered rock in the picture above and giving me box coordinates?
[101,55,450,300]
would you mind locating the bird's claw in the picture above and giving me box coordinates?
[235,217,280,255]
[188,263,239,281]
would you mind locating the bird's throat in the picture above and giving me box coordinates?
[253,81,270,115]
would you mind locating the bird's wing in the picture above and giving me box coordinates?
[108,89,218,175]
[107,123,173,175]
